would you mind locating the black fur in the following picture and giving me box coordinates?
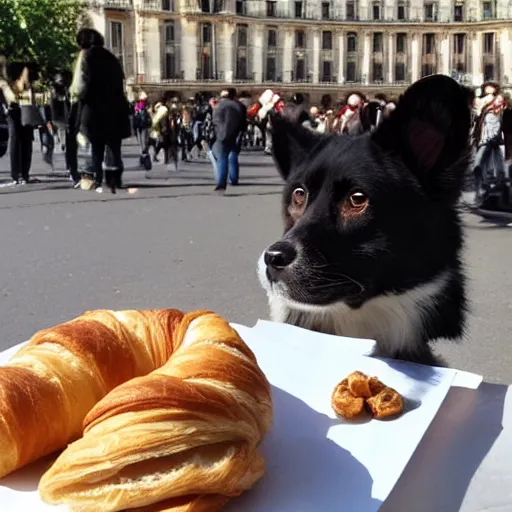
[261,76,471,365]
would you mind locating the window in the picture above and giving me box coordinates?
[322,31,332,50]
[372,62,383,81]
[396,33,406,53]
[295,30,305,48]
[164,22,174,44]
[266,56,276,81]
[395,62,405,81]
[267,29,276,47]
[453,33,465,54]
[294,1,303,17]
[347,32,357,52]
[200,53,212,79]
[110,21,123,50]
[295,59,306,80]
[397,3,405,19]
[110,21,124,67]
[236,0,244,14]
[266,0,276,16]
[199,0,223,11]
[424,2,435,20]
[482,1,493,18]
[346,61,356,81]
[484,63,494,80]
[162,0,172,10]
[236,56,247,80]
[373,33,383,52]
[423,33,435,54]
[421,64,435,77]
[483,32,494,53]
[321,2,330,18]
[163,53,176,79]
[454,4,463,21]
[237,25,247,46]
[346,1,355,19]
[372,4,380,20]
[322,61,332,81]
[201,23,212,44]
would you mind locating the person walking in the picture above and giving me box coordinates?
[134,91,152,170]
[0,58,42,185]
[211,87,246,194]
[71,28,130,193]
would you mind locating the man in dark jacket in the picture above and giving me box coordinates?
[74,28,130,192]
[211,87,246,193]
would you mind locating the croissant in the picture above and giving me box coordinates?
[39,310,273,512]
[0,309,185,478]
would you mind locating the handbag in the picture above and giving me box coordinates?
[20,104,43,127]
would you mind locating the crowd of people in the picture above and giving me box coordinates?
[0,27,511,203]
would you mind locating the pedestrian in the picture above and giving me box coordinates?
[134,91,152,170]
[49,69,79,184]
[0,58,43,185]
[71,28,131,193]
[473,84,505,201]
[211,87,247,194]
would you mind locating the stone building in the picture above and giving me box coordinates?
[86,0,512,103]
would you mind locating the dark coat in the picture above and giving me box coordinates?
[77,46,130,142]
[212,98,247,145]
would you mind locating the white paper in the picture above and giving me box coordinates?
[0,322,477,511]
[224,322,457,511]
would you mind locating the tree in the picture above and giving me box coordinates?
[0,0,86,79]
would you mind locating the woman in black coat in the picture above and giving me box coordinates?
[72,28,130,192]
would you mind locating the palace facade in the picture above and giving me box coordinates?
[86,0,512,102]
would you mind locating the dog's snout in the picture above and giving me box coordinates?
[264,242,297,280]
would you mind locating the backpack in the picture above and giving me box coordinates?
[134,108,151,130]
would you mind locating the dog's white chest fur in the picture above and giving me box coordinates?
[259,254,449,357]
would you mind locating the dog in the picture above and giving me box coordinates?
[258,75,472,366]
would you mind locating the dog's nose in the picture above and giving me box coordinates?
[264,241,297,278]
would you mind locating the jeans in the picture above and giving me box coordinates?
[90,138,123,187]
[137,128,149,154]
[213,140,239,188]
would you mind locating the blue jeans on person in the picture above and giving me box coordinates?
[212,140,239,188]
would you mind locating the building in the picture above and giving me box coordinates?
[86,0,512,103]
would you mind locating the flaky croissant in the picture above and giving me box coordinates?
[38,311,273,512]
[0,309,185,478]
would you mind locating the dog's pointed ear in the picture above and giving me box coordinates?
[372,75,471,201]
[269,113,323,181]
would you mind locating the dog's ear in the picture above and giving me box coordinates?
[372,75,471,201]
[270,113,323,180]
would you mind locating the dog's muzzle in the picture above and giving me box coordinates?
[258,240,298,287]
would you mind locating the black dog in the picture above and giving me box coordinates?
[258,75,471,365]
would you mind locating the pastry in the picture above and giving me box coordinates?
[0,309,185,478]
[366,388,404,419]
[331,378,365,419]
[38,311,273,512]
[331,371,404,421]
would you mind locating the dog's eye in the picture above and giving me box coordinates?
[349,192,369,209]
[292,187,307,207]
